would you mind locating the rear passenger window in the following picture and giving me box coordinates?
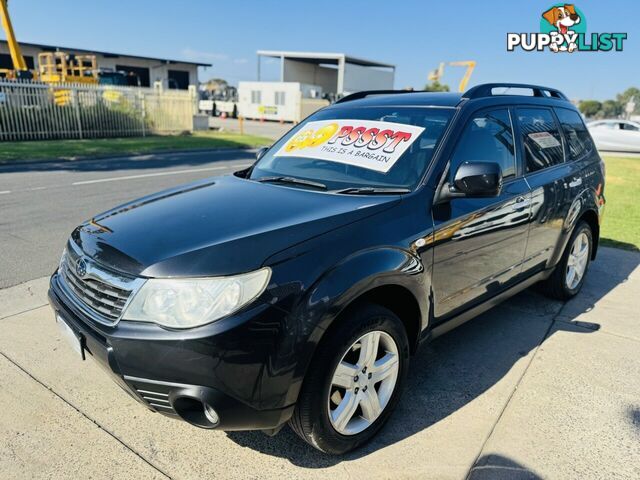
[555,108,593,160]
[517,108,564,173]
[451,109,516,180]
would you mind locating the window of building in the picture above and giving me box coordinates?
[274,91,286,106]
[0,54,35,70]
[517,108,565,173]
[451,108,516,180]
[251,90,262,104]
[115,65,150,87]
[167,70,190,90]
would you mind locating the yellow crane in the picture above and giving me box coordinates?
[427,61,477,92]
[449,61,476,92]
[0,0,33,79]
[1,0,98,85]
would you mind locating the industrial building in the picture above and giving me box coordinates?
[238,50,395,122]
[256,50,395,96]
[0,40,209,89]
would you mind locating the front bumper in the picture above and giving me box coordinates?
[48,273,295,431]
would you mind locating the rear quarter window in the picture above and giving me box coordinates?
[555,108,594,160]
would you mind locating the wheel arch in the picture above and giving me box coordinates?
[305,247,429,353]
[339,285,423,354]
[578,208,600,260]
[284,247,429,405]
[551,195,602,269]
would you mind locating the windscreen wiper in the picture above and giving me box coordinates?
[256,176,327,190]
[334,187,411,195]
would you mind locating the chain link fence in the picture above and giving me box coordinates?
[0,80,197,141]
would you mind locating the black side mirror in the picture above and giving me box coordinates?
[436,161,502,204]
[453,161,502,196]
[256,146,269,161]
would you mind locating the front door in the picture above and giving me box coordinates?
[432,108,531,320]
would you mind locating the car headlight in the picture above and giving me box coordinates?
[123,268,271,329]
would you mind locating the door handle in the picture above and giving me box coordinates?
[512,196,531,211]
[569,178,582,188]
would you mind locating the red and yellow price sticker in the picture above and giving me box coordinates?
[284,123,339,152]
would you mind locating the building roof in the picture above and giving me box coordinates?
[257,50,395,69]
[0,40,211,67]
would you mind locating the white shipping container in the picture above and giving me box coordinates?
[238,82,328,123]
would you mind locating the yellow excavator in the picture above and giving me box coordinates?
[427,61,477,92]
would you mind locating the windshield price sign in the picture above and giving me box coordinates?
[274,120,425,173]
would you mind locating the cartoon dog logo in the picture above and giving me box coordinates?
[542,4,581,52]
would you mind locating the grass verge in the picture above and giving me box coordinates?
[0,132,273,164]
[600,155,639,251]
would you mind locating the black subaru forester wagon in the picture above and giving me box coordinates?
[49,83,605,454]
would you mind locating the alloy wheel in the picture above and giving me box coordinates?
[327,330,399,436]
[566,231,590,290]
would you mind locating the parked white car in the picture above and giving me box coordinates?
[587,119,640,152]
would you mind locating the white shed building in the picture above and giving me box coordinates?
[256,50,395,96]
[238,51,395,123]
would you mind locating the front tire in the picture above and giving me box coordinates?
[542,221,593,300]
[289,303,410,454]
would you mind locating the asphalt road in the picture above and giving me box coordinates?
[0,149,255,288]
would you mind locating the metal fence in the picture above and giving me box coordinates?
[0,80,197,141]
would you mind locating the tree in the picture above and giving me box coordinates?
[578,100,602,118]
[601,100,622,118]
[424,81,450,92]
[616,87,640,115]
[577,87,639,119]
[202,78,229,94]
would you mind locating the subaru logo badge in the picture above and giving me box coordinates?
[75,257,88,278]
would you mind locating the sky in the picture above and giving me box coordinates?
[3,0,638,100]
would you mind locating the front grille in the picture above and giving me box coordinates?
[61,262,129,320]
[58,243,142,326]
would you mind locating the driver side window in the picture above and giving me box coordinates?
[450,109,516,181]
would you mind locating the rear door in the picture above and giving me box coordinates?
[516,107,579,274]
[432,107,532,319]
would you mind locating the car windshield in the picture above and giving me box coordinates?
[250,106,454,191]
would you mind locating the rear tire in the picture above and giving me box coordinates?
[289,303,409,454]
[542,221,593,300]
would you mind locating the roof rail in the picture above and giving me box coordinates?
[335,89,416,104]
[463,83,568,101]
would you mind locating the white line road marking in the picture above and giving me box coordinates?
[69,164,251,186]
[0,163,252,196]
